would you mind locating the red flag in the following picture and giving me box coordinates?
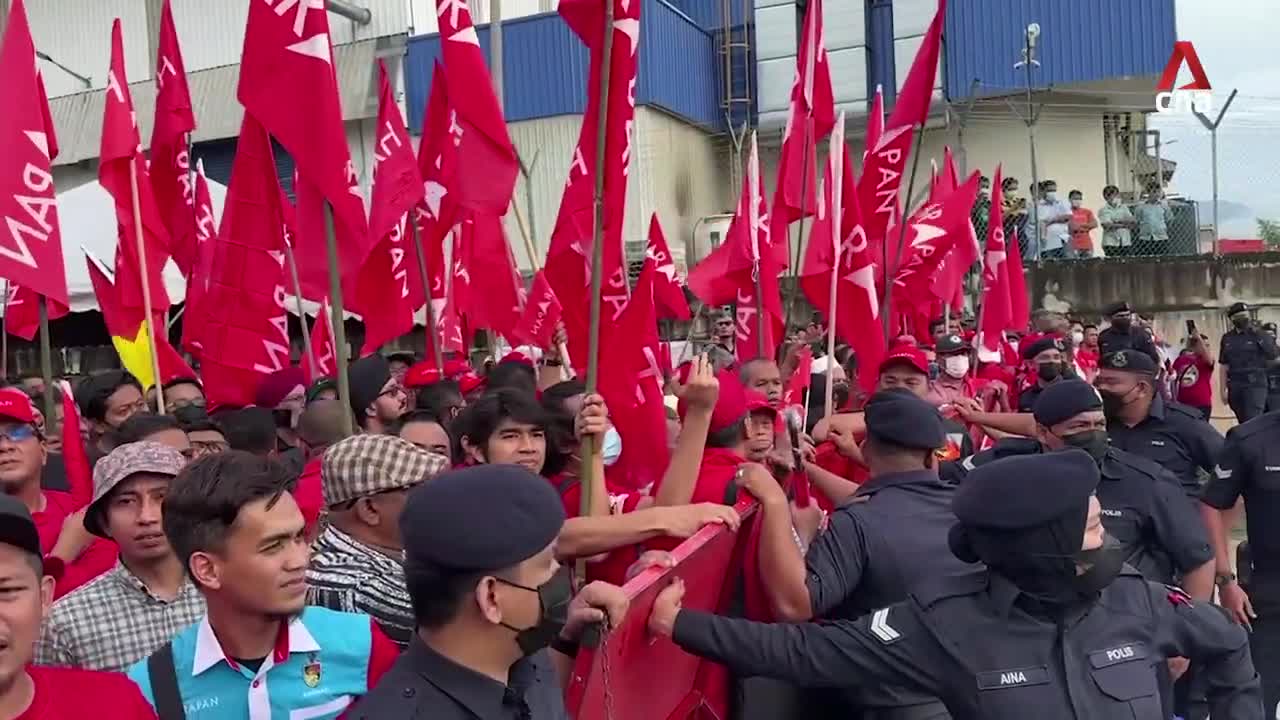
[4,285,66,341]
[892,172,982,316]
[768,0,835,268]
[432,0,519,215]
[545,0,642,371]
[687,135,782,361]
[863,84,884,162]
[303,296,337,385]
[100,20,172,315]
[357,60,428,355]
[0,0,69,306]
[1006,202,1030,332]
[511,271,562,349]
[57,380,91,509]
[459,213,525,338]
[855,124,914,268]
[238,0,369,294]
[782,345,813,408]
[180,160,217,357]
[150,0,197,277]
[415,62,458,300]
[931,148,979,309]
[599,260,669,490]
[645,215,690,321]
[979,166,1011,351]
[885,0,947,131]
[800,114,884,392]
[198,115,293,409]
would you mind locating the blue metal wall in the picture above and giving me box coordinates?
[866,0,896,106]
[944,0,1176,99]
[405,0,726,132]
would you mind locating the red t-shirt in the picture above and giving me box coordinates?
[34,491,117,598]
[1173,353,1214,408]
[547,474,645,585]
[294,457,325,535]
[17,666,157,719]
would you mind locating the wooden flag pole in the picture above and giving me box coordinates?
[1,280,9,380]
[510,201,574,376]
[747,132,766,360]
[37,297,55,424]
[128,160,167,415]
[409,218,445,375]
[823,113,845,420]
[580,0,616,540]
[282,240,319,380]
[878,124,927,346]
[323,202,354,436]
[784,120,814,333]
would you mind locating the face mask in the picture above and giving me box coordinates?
[601,426,623,467]
[1107,197,1120,207]
[1004,189,1017,200]
[497,568,574,657]
[1098,387,1134,418]
[1070,200,1082,209]
[1061,430,1109,463]
[1072,534,1126,597]
[1071,331,1084,346]
[1233,316,1250,330]
[1037,362,1062,383]
[1043,192,1058,203]
[942,355,970,379]
[979,188,990,197]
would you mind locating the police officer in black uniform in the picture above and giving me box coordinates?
[1017,336,1069,412]
[350,465,628,720]
[1095,349,1223,500]
[1219,301,1278,423]
[649,451,1263,720]
[767,389,967,720]
[1098,301,1160,363]
[1258,322,1280,412]
[1201,410,1280,716]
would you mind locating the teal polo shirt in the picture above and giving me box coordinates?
[127,606,398,720]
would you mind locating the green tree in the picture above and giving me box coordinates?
[1261,218,1280,247]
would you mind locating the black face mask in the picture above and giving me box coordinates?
[1112,318,1132,331]
[1061,430,1109,463]
[1098,388,1133,418]
[1037,362,1062,383]
[497,568,574,657]
[1073,534,1127,597]
[1233,316,1251,330]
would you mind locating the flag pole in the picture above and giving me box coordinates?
[511,200,574,376]
[784,120,813,333]
[128,160,167,414]
[1,280,9,380]
[37,297,55,423]
[409,217,445,374]
[580,0,615,547]
[878,124,927,346]
[282,240,318,379]
[323,202,354,436]
[823,113,844,420]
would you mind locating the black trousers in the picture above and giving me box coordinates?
[1267,392,1280,413]
[1229,385,1268,424]
[1246,576,1280,719]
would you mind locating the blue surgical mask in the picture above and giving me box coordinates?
[602,426,623,467]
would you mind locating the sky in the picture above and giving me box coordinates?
[1149,0,1280,238]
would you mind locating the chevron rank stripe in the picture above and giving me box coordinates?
[869,607,900,644]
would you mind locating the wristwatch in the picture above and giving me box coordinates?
[1214,572,1237,588]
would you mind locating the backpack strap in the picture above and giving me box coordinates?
[147,642,187,720]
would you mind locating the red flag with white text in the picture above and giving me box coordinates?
[180,160,218,357]
[150,0,197,277]
[4,285,67,341]
[931,148,979,309]
[783,345,813,409]
[304,296,337,385]
[645,215,690,321]
[979,166,1012,351]
[198,115,293,409]
[855,124,913,271]
[891,172,982,322]
[100,20,172,315]
[0,0,69,306]
[545,0,642,372]
[460,213,524,338]
[511,271,563,349]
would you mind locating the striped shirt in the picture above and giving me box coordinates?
[306,526,414,647]
[36,560,206,672]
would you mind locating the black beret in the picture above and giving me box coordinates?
[935,333,969,354]
[401,464,566,571]
[1032,379,1101,427]
[1021,335,1064,361]
[1100,349,1157,375]
[1102,301,1131,317]
[347,354,391,418]
[1227,302,1249,317]
[864,389,945,450]
[953,450,1099,530]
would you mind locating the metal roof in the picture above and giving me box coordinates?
[48,39,379,166]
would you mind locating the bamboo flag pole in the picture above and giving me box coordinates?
[746,131,766,359]
[281,240,318,379]
[323,202,354,436]
[823,113,846,420]
[409,217,445,374]
[128,160,167,415]
[1,280,9,381]
[37,297,55,424]
[510,200,574,376]
[579,0,616,531]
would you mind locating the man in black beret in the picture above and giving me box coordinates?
[647,452,1263,719]
[350,464,629,719]
[1219,300,1278,423]
[347,354,407,435]
[1095,349,1223,500]
[1098,300,1160,363]
[1017,335,1069,412]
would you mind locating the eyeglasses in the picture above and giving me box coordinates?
[0,426,38,444]
[190,440,229,457]
[379,383,406,399]
[168,398,207,410]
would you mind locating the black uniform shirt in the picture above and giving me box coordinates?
[1203,412,1280,576]
[348,639,567,720]
[804,470,970,709]
[1098,326,1160,363]
[1018,384,1046,413]
[672,569,1262,720]
[946,441,1212,585]
[1106,394,1222,498]
[1219,328,1278,383]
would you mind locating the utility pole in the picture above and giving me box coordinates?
[491,0,504,108]
[1192,88,1237,254]
[1014,23,1042,260]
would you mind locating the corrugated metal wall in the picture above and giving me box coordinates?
[756,0,870,131]
[891,0,941,108]
[944,0,1175,100]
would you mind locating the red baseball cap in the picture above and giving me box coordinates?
[404,361,443,389]
[678,371,749,434]
[499,351,534,367]
[879,345,929,375]
[457,372,487,396]
[745,390,778,417]
[0,392,36,425]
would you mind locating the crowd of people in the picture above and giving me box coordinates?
[0,295,1275,718]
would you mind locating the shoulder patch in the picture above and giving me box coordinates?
[868,607,901,644]
[1214,464,1233,480]
[1165,585,1193,608]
